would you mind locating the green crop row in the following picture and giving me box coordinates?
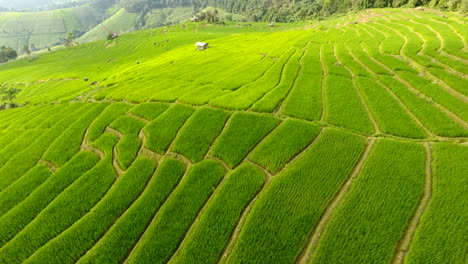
[211,112,280,168]
[38,103,86,130]
[0,165,51,217]
[25,157,157,264]
[368,22,404,55]
[0,105,44,130]
[322,43,350,78]
[335,44,371,77]
[110,115,146,169]
[0,151,99,248]
[0,130,25,151]
[249,119,321,173]
[355,76,426,138]
[427,68,468,97]
[128,102,170,120]
[126,159,225,264]
[281,42,322,121]
[397,71,467,122]
[209,48,296,110]
[78,158,185,264]
[0,103,90,191]
[172,107,230,162]
[18,105,61,130]
[144,104,195,154]
[43,103,108,166]
[251,48,304,112]
[226,129,367,263]
[87,103,133,142]
[406,143,468,264]
[0,130,45,168]
[0,135,118,264]
[170,163,265,264]
[311,139,425,263]
[325,74,374,134]
[379,76,467,137]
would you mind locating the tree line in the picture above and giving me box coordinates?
[114,0,466,22]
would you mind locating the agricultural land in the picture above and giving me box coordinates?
[0,7,467,264]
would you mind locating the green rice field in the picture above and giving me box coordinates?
[0,7,466,264]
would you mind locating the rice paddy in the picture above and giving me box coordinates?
[0,7,466,264]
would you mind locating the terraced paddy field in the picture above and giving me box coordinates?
[0,8,467,264]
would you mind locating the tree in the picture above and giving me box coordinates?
[0,46,17,63]
[65,32,75,47]
[23,45,31,55]
[0,87,20,108]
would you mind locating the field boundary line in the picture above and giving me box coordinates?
[138,130,161,162]
[21,150,123,261]
[76,158,161,262]
[167,164,230,263]
[29,158,159,263]
[429,18,467,52]
[361,45,468,130]
[392,142,433,264]
[217,175,271,264]
[248,47,299,111]
[408,18,468,64]
[218,127,326,264]
[374,20,468,103]
[0,151,103,248]
[165,109,195,156]
[347,47,434,138]
[246,159,273,179]
[277,42,308,115]
[319,45,327,122]
[204,114,232,161]
[296,138,376,264]
[388,18,467,77]
[237,119,283,170]
[37,160,57,174]
[334,44,381,134]
[122,162,192,264]
[2,106,95,190]
[126,112,150,124]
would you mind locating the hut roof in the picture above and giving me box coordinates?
[196,42,208,47]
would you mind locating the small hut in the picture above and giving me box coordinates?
[269,22,275,28]
[196,42,209,50]
[190,16,199,22]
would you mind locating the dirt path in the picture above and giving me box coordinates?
[296,138,376,264]
[392,142,433,264]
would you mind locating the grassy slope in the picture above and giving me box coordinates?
[0,5,100,53]
[0,7,466,264]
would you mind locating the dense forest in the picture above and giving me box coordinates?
[115,0,467,22]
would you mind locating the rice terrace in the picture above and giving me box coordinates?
[0,0,467,262]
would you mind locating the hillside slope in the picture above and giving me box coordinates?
[0,8,466,264]
[0,5,101,52]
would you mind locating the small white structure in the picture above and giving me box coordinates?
[190,16,199,22]
[196,42,209,50]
